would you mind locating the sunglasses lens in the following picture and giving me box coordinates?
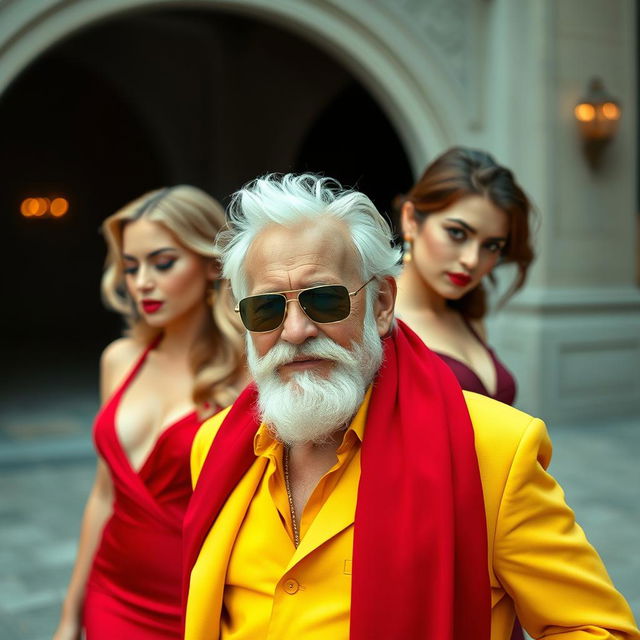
[239,294,286,332]
[300,285,351,323]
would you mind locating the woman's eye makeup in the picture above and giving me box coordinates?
[154,257,177,271]
[484,241,506,254]
[122,255,178,274]
[123,263,138,275]
[446,226,467,241]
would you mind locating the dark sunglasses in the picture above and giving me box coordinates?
[235,277,375,333]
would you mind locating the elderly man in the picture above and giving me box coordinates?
[182,174,638,640]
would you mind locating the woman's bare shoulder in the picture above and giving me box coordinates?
[100,338,146,399]
[101,337,145,368]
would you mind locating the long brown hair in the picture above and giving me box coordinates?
[399,146,535,318]
[101,185,245,412]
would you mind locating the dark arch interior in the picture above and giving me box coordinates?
[294,83,414,236]
[0,7,414,440]
[0,56,168,350]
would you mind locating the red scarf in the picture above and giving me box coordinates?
[183,319,490,639]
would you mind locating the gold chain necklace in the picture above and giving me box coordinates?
[283,446,300,548]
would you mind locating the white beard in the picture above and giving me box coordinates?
[246,306,383,446]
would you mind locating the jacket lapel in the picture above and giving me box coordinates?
[185,457,267,640]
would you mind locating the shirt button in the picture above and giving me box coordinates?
[284,579,299,594]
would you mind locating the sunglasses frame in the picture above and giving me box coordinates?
[235,276,375,333]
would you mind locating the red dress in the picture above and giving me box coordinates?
[84,341,202,639]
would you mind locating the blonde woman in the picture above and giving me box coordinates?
[53,186,246,640]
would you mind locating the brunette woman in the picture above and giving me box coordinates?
[53,186,246,639]
[396,146,534,406]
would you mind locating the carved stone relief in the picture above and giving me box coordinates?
[373,0,486,127]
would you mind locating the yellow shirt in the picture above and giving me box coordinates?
[187,391,640,640]
[221,389,369,640]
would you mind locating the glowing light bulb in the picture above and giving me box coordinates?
[574,103,596,122]
[20,199,34,217]
[35,198,49,216]
[601,102,620,121]
[50,197,69,217]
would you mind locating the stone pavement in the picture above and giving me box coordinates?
[0,377,638,639]
[0,460,94,640]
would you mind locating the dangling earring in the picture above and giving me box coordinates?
[206,281,217,307]
[402,235,413,264]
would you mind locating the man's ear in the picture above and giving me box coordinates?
[374,276,397,337]
[401,201,418,239]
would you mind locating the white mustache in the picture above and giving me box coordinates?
[249,334,358,379]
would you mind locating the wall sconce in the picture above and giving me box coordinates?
[574,77,621,169]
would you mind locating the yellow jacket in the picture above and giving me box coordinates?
[186,392,639,640]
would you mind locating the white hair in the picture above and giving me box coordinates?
[216,173,402,300]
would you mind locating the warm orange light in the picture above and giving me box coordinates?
[50,197,69,217]
[35,197,49,216]
[20,195,69,218]
[601,101,621,120]
[28,198,41,215]
[574,103,596,122]
[26,198,44,216]
[20,198,34,217]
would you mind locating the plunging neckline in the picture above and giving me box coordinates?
[130,410,198,476]
[397,313,499,397]
[434,319,498,397]
[434,350,498,398]
[108,339,198,476]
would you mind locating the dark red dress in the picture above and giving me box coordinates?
[434,320,517,405]
[83,341,202,639]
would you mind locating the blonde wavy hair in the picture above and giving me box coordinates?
[101,185,245,412]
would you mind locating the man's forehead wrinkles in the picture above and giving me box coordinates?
[260,254,335,275]
[252,249,344,280]
[252,263,340,294]
[258,241,338,263]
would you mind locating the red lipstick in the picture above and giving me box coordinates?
[447,273,472,287]
[141,300,163,314]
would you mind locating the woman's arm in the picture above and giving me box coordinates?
[52,338,137,639]
[52,458,114,640]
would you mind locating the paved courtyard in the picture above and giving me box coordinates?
[0,360,638,639]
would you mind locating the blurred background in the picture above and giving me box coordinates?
[0,1,638,638]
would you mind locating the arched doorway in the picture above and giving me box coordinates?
[0,6,414,455]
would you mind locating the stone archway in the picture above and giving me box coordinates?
[0,0,463,174]
[0,0,473,459]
